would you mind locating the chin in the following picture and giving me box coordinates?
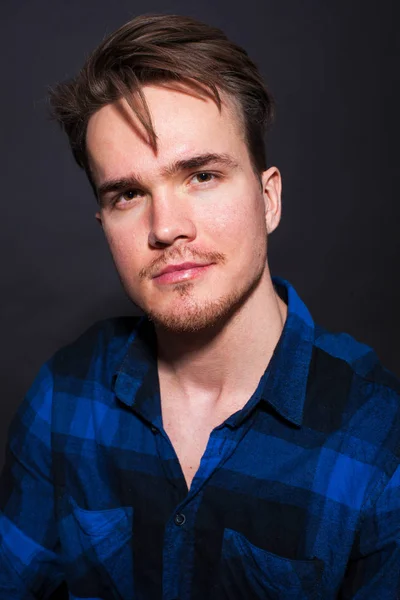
[147,305,226,333]
[130,258,267,334]
[144,284,254,334]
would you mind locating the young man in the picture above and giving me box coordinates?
[1,13,399,600]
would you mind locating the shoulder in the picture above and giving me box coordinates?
[307,325,400,466]
[6,317,142,457]
[313,324,400,394]
[16,316,141,411]
[50,316,142,381]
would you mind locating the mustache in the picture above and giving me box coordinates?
[139,248,226,279]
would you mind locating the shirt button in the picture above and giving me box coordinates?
[150,426,158,433]
[174,513,186,526]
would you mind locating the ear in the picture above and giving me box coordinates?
[261,166,282,234]
[95,211,103,228]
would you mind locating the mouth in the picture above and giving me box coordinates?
[152,262,214,285]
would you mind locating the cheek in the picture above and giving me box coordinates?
[202,190,265,245]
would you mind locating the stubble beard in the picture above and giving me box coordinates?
[143,248,268,334]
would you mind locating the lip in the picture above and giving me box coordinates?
[152,262,213,285]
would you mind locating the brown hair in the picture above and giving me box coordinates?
[49,13,275,195]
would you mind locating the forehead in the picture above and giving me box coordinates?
[86,84,248,182]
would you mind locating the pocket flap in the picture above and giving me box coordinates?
[71,499,133,538]
[215,528,324,599]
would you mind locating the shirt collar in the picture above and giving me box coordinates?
[113,277,315,428]
[257,276,315,426]
[113,318,163,428]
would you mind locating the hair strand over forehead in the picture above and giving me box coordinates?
[48,13,275,192]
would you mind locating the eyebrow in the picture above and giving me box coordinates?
[96,152,240,205]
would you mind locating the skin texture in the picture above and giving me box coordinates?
[88,84,283,333]
[86,83,287,488]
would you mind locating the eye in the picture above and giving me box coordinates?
[191,172,220,185]
[113,189,143,206]
[121,189,140,200]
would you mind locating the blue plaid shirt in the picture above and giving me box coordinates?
[1,277,400,599]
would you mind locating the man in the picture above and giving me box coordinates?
[1,12,399,600]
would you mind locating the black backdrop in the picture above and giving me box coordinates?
[1,0,399,470]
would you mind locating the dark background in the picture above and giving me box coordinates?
[1,0,399,472]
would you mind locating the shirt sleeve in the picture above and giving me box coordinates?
[339,465,400,599]
[0,361,64,599]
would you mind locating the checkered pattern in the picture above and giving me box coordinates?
[1,277,400,599]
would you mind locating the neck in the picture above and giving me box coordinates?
[156,272,287,403]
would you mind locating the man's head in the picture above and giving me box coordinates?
[50,14,282,333]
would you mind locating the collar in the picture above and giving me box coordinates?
[257,276,315,426]
[113,277,315,428]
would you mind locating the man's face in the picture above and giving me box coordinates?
[86,84,281,332]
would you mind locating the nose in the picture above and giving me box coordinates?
[148,191,197,248]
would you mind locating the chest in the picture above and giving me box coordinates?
[158,374,251,489]
[161,399,234,490]
[53,412,359,599]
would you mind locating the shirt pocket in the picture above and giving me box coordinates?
[213,527,324,600]
[60,496,134,600]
